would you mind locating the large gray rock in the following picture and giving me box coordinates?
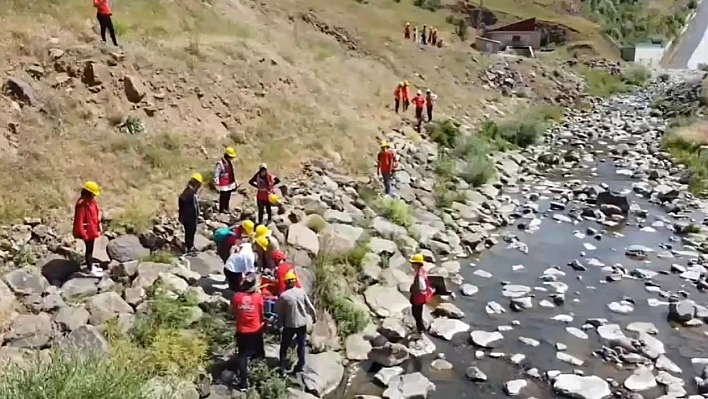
[301,351,344,397]
[145,377,199,399]
[364,285,410,317]
[61,278,99,299]
[429,318,469,341]
[4,77,37,106]
[344,334,372,360]
[86,291,134,325]
[553,374,611,399]
[287,223,320,255]
[133,262,172,289]
[184,252,223,277]
[623,366,657,392]
[669,300,696,323]
[4,267,49,296]
[58,325,108,353]
[0,279,16,314]
[596,191,629,214]
[470,330,504,348]
[107,235,149,262]
[382,372,435,399]
[368,343,410,367]
[54,306,90,331]
[4,313,52,348]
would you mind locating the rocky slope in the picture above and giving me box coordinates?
[3,70,708,399]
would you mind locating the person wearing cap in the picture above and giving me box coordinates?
[276,270,316,373]
[73,181,103,277]
[404,22,411,39]
[402,81,411,111]
[231,273,265,391]
[272,251,301,296]
[394,82,404,114]
[224,239,256,291]
[248,164,281,225]
[412,89,426,131]
[214,147,238,214]
[178,173,203,255]
[409,253,434,338]
[425,89,437,122]
[216,220,256,262]
[377,141,398,196]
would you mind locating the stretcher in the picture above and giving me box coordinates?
[260,273,278,326]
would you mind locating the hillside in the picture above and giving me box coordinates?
[0,0,673,225]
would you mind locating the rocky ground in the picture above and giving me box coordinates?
[2,70,708,399]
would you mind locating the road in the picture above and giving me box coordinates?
[667,0,708,69]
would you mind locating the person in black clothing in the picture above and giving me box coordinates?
[178,173,203,255]
[94,0,119,47]
[248,164,281,225]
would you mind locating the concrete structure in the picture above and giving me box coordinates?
[621,43,666,67]
[483,18,542,50]
[475,36,502,53]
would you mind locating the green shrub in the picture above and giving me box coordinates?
[622,65,651,87]
[331,298,369,338]
[373,197,412,228]
[247,360,288,399]
[457,155,496,187]
[689,0,698,9]
[662,134,708,196]
[0,351,149,399]
[686,223,702,234]
[433,182,466,208]
[580,67,631,97]
[430,119,461,149]
[433,156,454,179]
[144,329,208,378]
[194,306,236,354]
[413,0,441,11]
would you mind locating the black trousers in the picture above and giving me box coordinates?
[236,330,265,389]
[395,98,400,113]
[84,239,95,268]
[257,200,272,225]
[411,304,425,333]
[224,269,242,291]
[218,190,232,213]
[97,14,118,46]
[427,106,433,122]
[182,220,197,251]
[280,326,307,372]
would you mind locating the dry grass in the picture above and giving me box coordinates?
[0,0,612,223]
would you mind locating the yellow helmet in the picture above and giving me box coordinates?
[380,141,390,148]
[268,193,280,205]
[284,270,297,282]
[191,173,203,184]
[409,253,425,264]
[398,81,404,87]
[404,81,409,86]
[83,181,101,197]
[241,220,255,236]
[255,225,269,237]
[255,235,269,250]
[225,147,236,159]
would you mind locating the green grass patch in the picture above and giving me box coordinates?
[478,105,561,151]
[430,119,462,149]
[372,197,413,228]
[140,251,177,264]
[662,134,708,196]
[580,67,631,97]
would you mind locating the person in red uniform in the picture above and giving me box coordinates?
[377,142,397,196]
[412,90,426,131]
[409,253,434,339]
[231,273,265,391]
[73,181,102,275]
[93,0,119,47]
[214,147,237,213]
[248,164,281,225]
[394,82,403,114]
[272,251,301,296]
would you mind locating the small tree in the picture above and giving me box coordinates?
[456,18,469,41]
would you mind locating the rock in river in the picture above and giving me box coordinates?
[553,374,611,399]
[470,330,504,348]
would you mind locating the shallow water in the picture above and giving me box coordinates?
[340,125,708,399]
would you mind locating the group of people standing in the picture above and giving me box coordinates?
[394,82,436,131]
[404,22,441,47]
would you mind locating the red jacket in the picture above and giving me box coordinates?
[410,268,433,306]
[94,0,112,15]
[275,262,301,296]
[413,95,426,109]
[73,197,101,241]
[232,291,264,334]
[378,150,397,174]
[255,173,274,202]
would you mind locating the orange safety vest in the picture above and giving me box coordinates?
[402,87,410,101]
[411,268,433,306]
[378,150,397,174]
[256,173,275,202]
[413,95,426,109]
[217,158,236,189]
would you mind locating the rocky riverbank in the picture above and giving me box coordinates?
[1,70,708,399]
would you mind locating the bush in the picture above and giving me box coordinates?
[455,18,468,41]
[457,155,496,187]
[413,0,441,11]
[433,182,466,208]
[433,156,454,179]
[430,119,462,149]
[141,251,177,264]
[247,360,288,399]
[580,67,631,97]
[0,351,149,399]
[662,134,708,196]
[373,198,412,228]
[331,298,369,338]
[145,329,208,378]
[689,0,698,9]
[622,65,651,87]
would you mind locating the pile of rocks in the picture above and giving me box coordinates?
[652,74,708,119]
[477,60,526,97]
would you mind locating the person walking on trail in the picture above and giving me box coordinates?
[404,22,411,39]
[377,142,397,196]
[394,82,403,114]
[248,164,281,225]
[409,253,434,339]
[402,81,411,111]
[215,220,255,262]
[431,28,438,46]
[73,181,103,277]
[412,90,426,131]
[94,0,119,47]
[413,26,419,44]
[231,273,265,391]
[428,27,434,45]
[178,173,202,255]
[214,147,237,214]
[276,270,317,374]
[421,25,428,45]
[272,251,301,296]
[224,240,256,291]
[425,89,436,122]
